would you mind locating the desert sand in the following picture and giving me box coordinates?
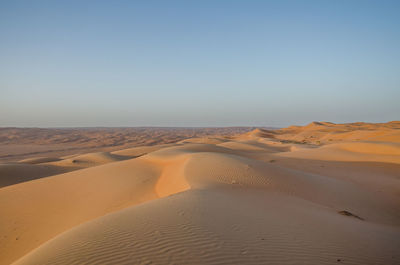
[0,122,399,265]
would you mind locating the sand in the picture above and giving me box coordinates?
[0,127,253,163]
[0,122,399,264]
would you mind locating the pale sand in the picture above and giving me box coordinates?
[0,122,399,264]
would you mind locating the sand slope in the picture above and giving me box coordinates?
[277,142,400,164]
[263,121,400,144]
[0,152,133,188]
[0,122,399,265]
[0,163,73,188]
[13,189,400,265]
[47,152,132,167]
[0,157,161,264]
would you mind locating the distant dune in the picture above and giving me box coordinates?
[0,122,399,265]
[0,127,255,163]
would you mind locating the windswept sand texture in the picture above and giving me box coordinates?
[1,122,400,264]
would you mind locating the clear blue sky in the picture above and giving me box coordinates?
[1,0,399,127]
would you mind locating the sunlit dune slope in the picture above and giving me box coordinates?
[47,152,132,167]
[13,189,400,265]
[260,121,400,144]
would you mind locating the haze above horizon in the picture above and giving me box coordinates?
[1,0,399,127]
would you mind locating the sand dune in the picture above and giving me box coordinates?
[0,152,135,188]
[278,142,400,164]
[0,163,73,188]
[19,157,61,164]
[1,122,399,265]
[12,189,400,265]
[0,127,252,163]
[111,144,175,157]
[264,121,400,145]
[47,152,132,167]
[0,157,163,265]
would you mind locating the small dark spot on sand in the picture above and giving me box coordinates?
[338,210,364,220]
[337,258,341,262]
[269,160,276,163]
[16,237,19,240]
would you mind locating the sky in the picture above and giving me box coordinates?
[0,0,399,127]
